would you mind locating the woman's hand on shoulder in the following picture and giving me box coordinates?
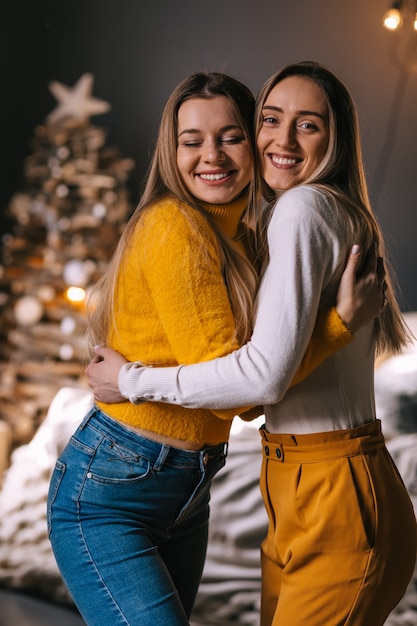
[336,244,386,334]
[86,346,128,403]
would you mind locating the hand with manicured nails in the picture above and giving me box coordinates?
[336,244,386,334]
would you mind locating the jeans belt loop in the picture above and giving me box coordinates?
[79,406,96,430]
[153,444,170,471]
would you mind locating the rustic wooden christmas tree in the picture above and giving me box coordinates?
[0,73,134,451]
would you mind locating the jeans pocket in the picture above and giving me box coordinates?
[85,436,151,485]
[47,459,66,537]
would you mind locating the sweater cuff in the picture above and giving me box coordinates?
[118,361,182,406]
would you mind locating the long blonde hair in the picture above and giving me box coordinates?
[87,72,259,353]
[250,61,411,355]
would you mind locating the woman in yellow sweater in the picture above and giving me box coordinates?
[47,72,381,626]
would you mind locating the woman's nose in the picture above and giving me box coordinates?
[275,124,296,149]
[202,140,224,162]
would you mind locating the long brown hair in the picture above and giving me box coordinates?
[87,72,259,352]
[251,61,411,355]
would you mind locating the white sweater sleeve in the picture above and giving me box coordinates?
[119,186,348,410]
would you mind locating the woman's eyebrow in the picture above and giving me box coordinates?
[178,124,242,138]
[262,104,326,122]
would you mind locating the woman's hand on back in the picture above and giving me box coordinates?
[86,346,128,403]
[336,244,386,334]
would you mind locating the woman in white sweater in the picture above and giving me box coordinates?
[87,62,416,625]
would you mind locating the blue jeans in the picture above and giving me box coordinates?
[47,407,227,625]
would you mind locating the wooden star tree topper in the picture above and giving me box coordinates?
[46,73,111,125]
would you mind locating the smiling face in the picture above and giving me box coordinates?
[257,75,330,192]
[176,96,253,205]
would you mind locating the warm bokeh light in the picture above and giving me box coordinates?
[66,286,86,303]
[383,8,403,29]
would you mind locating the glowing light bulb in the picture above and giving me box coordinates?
[414,12,417,30]
[383,7,403,30]
[66,286,86,303]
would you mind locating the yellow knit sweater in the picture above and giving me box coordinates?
[97,196,351,445]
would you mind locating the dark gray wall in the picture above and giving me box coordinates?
[1,0,416,310]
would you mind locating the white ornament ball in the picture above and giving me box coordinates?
[61,316,76,335]
[37,285,55,302]
[92,202,107,219]
[14,296,43,325]
[63,259,88,287]
[56,184,69,198]
[59,344,74,361]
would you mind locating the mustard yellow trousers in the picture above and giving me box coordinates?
[259,419,417,626]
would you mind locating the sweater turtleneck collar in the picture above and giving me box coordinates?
[200,193,248,239]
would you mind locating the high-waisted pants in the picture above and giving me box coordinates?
[259,419,417,626]
[47,407,227,626]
